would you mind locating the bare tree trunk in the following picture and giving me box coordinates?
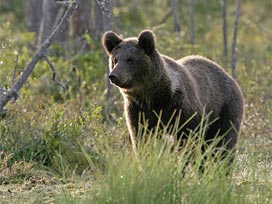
[38,0,59,45]
[72,0,92,37]
[103,1,113,102]
[27,0,43,42]
[94,0,113,99]
[38,0,69,46]
[189,0,195,44]
[114,0,121,7]
[103,0,113,32]
[231,0,241,79]
[170,0,181,32]
[222,0,228,56]
[94,2,104,40]
[94,0,112,40]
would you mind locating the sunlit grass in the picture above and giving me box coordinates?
[54,116,242,204]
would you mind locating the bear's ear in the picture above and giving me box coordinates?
[138,30,156,55]
[102,31,123,55]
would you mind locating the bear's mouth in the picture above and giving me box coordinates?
[110,79,131,89]
[109,75,121,86]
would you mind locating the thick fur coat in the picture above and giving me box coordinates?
[102,30,243,156]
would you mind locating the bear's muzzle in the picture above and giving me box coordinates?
[109,73,122,87]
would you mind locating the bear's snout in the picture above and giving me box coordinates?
[109,71,132,89]
[109,72,124,87]
[109,73,122,87]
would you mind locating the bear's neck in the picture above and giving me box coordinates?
[124,74,172,110]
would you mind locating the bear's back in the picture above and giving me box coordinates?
[177,55,243,114]
[177,55,229,83]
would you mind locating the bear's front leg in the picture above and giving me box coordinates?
[124,100,141,152]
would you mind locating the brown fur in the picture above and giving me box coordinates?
[102,30,244,160]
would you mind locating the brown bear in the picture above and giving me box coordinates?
[102,30,243,163]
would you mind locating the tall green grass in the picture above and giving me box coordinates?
[56,116,238,204]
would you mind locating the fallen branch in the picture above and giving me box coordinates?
[0,1,78,117]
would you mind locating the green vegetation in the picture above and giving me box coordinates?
[0,1,271,203]
[56,130,237,204]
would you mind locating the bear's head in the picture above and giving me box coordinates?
[102,30,157,90]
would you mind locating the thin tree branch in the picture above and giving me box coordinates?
[158,9,172,25]
[12,55,18,85]
[93,0,114,19]
[0,1,78,115]
[42,55,67,90]
[231,0,241,79]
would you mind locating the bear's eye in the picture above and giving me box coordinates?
[126,58,134,64]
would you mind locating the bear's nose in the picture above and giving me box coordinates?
[109,73,119,85]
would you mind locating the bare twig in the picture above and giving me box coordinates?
[42,55,67,90]
[0,1,78,116]
[93,0,114,18]
[71,66,82,107]
[231,0,241,79]
[12,55,18,85]
[158,9,172,25]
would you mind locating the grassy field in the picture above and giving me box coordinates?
[0,1,271,203]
